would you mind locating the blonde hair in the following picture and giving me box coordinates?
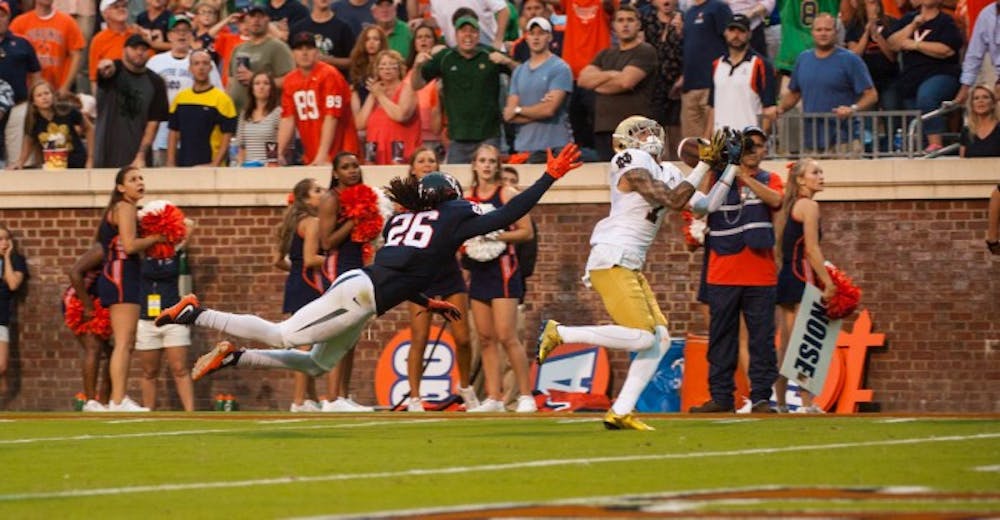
[774,158,818,264]
[965,84,1000,130]
[469,144,502,188]
[370,49,406,79]
[276,178,319,257]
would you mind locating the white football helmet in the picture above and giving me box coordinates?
[612,116,666,159]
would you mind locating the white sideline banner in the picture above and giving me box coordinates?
[780,284,842,395]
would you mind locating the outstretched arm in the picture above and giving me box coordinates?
[624,168,696,211]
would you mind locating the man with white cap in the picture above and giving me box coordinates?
[503,16,573,162]
[89,0,144,84]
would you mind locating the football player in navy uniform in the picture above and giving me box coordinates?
[156,145,583,381]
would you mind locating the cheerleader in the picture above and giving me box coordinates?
[97,167,166,412]
[463,144,537,413]
[0,224,28,406]
[774,159,836,413]
[67,242,112,411]
[403,147,478,412]
[276,178,327,412]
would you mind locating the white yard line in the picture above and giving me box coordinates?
[0,432,996,502]
[973,465,1000,472]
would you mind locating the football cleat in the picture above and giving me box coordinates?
[192,341,240,381]
[535,319,563,364]
[155,293,203,326]
[603,410,655,431]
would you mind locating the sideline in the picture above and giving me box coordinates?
[0,432,996,502]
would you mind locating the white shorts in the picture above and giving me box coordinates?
[135,320,191,351]
[0,325,8,343]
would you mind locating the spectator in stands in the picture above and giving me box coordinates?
[429,0,509,49]
[372,0,411,58]
[509,0,563,63]
[211,10,253,88]
[988,185,1000,255]
[503,16,573,162]
[463,144,537,414]
[0,1,41,167]
[137,0,175,52]
[89,0,141,85]
[67,244,112,412]
[404,21,446,159]
[725,0,773,55]
[578,5,658,161]
[778,14,877,154]
[333,0,375,39]
[167,50,238,167]
[952,0,1000,104]
[0,224,27,408]
[148,15,224,166]
[707,14,777,135]
[887,0,964,153]
[136,243,195,412]
[289,0,355,74]
[278,31,359,166]
[11,81,92,169]
[690,127,783,415]
[641,0,683,160]
[93,35,170,168]
[562,0,616,154]
[960,84,1000,157]
[227,3,295,112]
[191,0,222,62]
[845,0,900,110]
[235,71,282,164]
[266,0,309,42]
[774,0,838,73]
[411,14,516,163]
[681,0,732,141]
[355,49,420,164]
[348,24,389,110]
[9,0,84,93]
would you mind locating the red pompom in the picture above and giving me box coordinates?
[63,287,112,339]
[139,201,188,259]
[824,263,862,319]
[338,184,385,245]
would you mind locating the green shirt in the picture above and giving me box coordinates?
[775,0,840,72]
[387,19,412,60]
[420,46,511,142]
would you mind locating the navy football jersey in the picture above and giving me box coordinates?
[363,174,555,314]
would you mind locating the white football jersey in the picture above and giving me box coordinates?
[587,149,676,271]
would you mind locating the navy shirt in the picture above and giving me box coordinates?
[289,16,355,75]
[682,0,732,91]
[888,11,963,97]
[0,253,28,326]
[268,0,310,26]
[140,255,181,319]
[0,31,41,103]
[137,10,175,47]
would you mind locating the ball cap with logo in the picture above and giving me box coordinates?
[290,31,317,49]
[727,13,751,31]
[525,17,552,33]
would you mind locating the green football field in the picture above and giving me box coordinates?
[0,413,997,518]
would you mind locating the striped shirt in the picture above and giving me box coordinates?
[235,107,281,163]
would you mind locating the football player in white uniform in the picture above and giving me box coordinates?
[535,116,726,430]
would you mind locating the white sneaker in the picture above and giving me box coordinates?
[458,386,480,410]
[406,397,425,412]
[108,396,149,412]
[514,395,537,413]
[467,398,505,413]
[321,397,361,412]
[735,398,753,414]
[291,399,321,413]
[82,400,108,412]
[346,396,374,412]
[794,404,825,414]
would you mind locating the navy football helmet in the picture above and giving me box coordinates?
[419,172,462,202]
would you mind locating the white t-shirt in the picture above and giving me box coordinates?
[430,0,508,49]
[146,51,223,151]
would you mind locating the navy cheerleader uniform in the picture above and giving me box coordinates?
[322,238,365,287]
[284,229,326,314]
[96,214,141,306]
[776,203,821,305]
[465,185,524,303]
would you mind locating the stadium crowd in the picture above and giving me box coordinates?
[1,0,999,416]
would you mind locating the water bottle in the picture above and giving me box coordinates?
[177,248,192,295]
[893,128,903,153]
[229,142,240,167]
[215,393,226,411]
[73,392,87,411]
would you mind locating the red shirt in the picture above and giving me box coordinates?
[281,61,359,163]
[706,171,784,286]
[561,0,617,78]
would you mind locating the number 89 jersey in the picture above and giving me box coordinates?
[281,61,359,163]
[588,149,682,270]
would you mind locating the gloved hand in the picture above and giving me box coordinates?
[698,129,728,170]
[546,143,583,179]
[426,298,462,322]
[725,128,745,165]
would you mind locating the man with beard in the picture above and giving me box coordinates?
[93,35,169,168]
[707,14,777,136]
[227,3,294,112]
[578,4,658,161]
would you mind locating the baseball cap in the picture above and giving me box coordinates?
[372,0,394,5]
[125,34,151,48]
[0,2,10,15]
[743,125,767,140]
[169,14,193,30]
[525,16,552,33]
[99,0,127,12]
[241,1,268,15]
[454,15,479,30]
[727,13,751,31]
[290,31,317,49]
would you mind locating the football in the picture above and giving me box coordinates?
[677,137,703,169]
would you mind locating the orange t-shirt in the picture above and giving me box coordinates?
[281,61,359,163]
[9,10,85,89]
[561,0,617,78]
[706,172,785,286]
[88,27,141,81]
[214,29,247,88]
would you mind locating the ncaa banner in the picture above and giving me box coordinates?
[780,284,843,395]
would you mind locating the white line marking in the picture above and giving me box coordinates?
[255,419,310,424]
[973,465,1000,472]
[877,418,918,423]
[0,419,444,445]
[104,419,162,424]
[714,418,762,424]
[0,432,996,502]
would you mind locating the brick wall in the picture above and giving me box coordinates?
[1,199,997,412]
